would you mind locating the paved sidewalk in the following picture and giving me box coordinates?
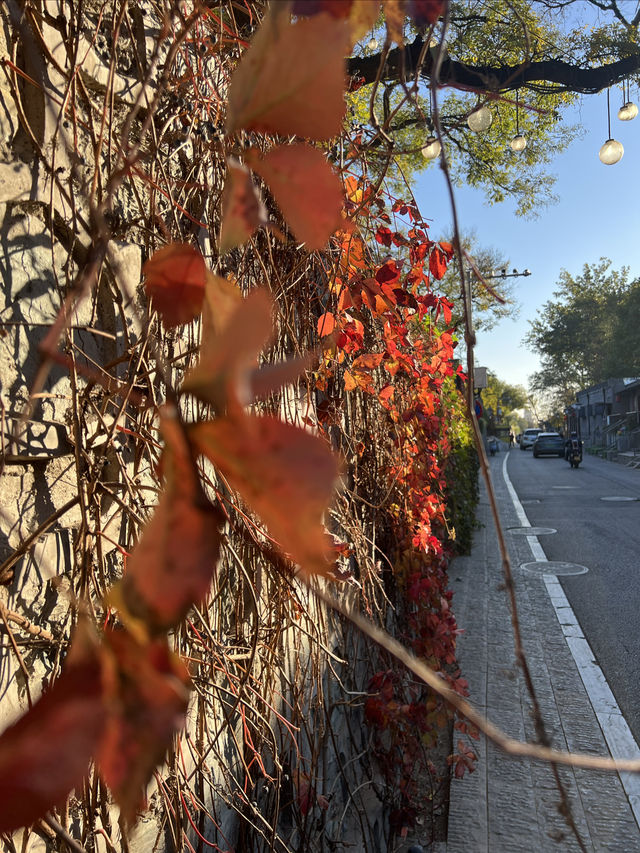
[446,450,640,852]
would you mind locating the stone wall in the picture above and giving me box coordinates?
[0,4,395,851]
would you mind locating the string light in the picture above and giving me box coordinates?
[510,92,527,151]
[421,137,441,159]
[599,89,624,165]
[618,80,638,121]
[467,105,492,132]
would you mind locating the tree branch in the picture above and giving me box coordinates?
[349,38,640,96]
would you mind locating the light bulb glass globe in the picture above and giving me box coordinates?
[421,137,441,159]
[367,37,379,51]
[510,134,527,152]
[598,138,624,165]
[467,105,492,132]
[618,101,638,121]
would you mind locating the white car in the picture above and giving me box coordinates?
[520,428,542,450]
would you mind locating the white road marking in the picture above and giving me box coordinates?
[501,451,640,829]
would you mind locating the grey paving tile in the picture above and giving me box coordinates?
[447,463,640,852]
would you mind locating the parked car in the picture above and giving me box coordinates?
[532,432,565,458]
[520,428,543,450]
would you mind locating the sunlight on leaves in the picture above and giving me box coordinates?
[226,10,348,139]
[247,144,344,250]
[191,414,339,578]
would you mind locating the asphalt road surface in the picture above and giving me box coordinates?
[504,447,640,743]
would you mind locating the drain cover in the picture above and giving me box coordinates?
[552,486,579,489]
[509,527,557,536]
[520,561,588,576]
[521,499,541,504]
[600,496,638,502]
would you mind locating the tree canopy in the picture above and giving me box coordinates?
[524,259,640,407]
[346,0,640,213]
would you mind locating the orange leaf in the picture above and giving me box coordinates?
[191,415,339,578]
[317,311,336,337]
[0,627,105,834]
[247,144,343,250]
[343,369,357,391]
[182,288,273,413]
[143,243,206,328]
[98,629,190,823]
[113,409,222,634]
[383,0,406,46]
[226,10,348,139]
[220,159,268,253]
[348,0,382,45]
[353,352,384,370]
[202,270,243,338]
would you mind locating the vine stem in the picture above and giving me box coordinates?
[309,581,640,774]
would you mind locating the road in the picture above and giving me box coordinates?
[504,447,640,742]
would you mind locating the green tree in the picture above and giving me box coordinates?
[481,372,529,428]
[523,259,640,407]
[435,230,520,335]
[347,0,639,213]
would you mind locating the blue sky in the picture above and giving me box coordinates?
[414,89,640,390]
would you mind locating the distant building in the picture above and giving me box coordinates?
[569,378,640,451]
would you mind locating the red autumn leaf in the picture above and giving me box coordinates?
[429,246,448,280]
[226,9,348,139]
[191,415,339,577]
[317,311,337,337]
[220,159,268,253]
[113,409,222,633]
[375,259,401,286]
[292,0,353,16]
[0,627,105,834]
[408,0,445,26]
[98,629,189,823]
[247,144,343,251]
[375,226,393,246]
[143,243,207,328]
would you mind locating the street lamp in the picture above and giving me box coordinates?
[482,268,531,280]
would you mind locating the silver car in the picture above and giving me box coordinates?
[520,428,542,450]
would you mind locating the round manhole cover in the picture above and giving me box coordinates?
[600,496,638,502]
[520,561,588,576]
[509,527,557,536]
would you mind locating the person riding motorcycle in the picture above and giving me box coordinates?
[564,431,583,462]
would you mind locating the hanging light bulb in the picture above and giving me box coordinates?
[510,93,527,151]
[599,89,624,164]
[618,79,638,121]
[421,137,441,159]
[467,105,492,132]
[599,138,624,164]
[367,36,379,51]
[618,102,638,121]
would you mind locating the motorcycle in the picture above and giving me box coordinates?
[567,438,582,468]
